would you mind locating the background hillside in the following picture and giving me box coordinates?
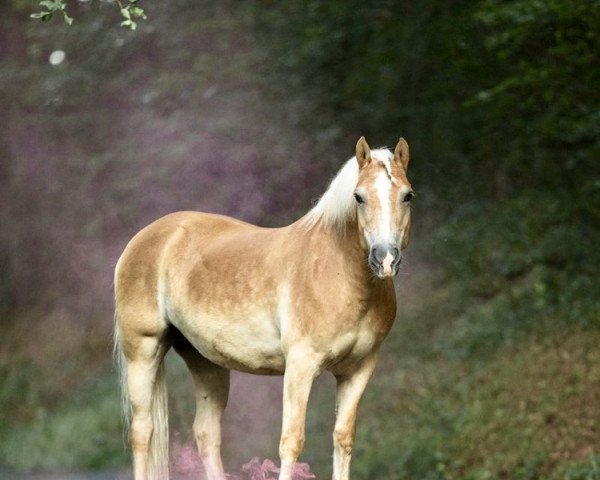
[1,1,599,478]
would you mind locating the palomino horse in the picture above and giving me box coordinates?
[114,136,414,480]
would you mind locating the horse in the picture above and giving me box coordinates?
[114,136,414,480]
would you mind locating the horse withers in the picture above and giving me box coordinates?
[114,136,414,480]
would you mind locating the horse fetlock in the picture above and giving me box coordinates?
[279,433,305,461]
[194,430,221,458]
[130,415,154,449]
[333,428,354,454]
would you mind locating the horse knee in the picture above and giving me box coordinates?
[279,433,305,461]
[334,428,354,454]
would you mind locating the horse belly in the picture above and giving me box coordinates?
[171,310,286,375]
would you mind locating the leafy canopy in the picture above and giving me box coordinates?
[30,0,146,29]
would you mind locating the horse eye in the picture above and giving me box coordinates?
[354,193,364,204]
[403,192,414,203]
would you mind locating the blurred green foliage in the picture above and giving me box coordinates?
[0,361,127,470]
[253,0,599,198]
[430,188,600,358]
[566,455,600,480]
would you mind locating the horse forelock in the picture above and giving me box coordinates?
[372,148,394,181]
[301,148,395,229]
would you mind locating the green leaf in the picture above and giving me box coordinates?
[120,19,138,30]
[120,8,131,20]
[130,7,146,19]
[39,0,57,9]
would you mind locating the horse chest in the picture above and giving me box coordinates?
[327,326,375,361]
[281,278,395,368]
[331,315,389,362]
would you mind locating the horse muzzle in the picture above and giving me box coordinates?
[368,244,402,278]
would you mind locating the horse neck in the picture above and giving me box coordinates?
[292,215,372,281]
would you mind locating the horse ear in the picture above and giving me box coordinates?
[356,136,371,168]
[394,137,410,170]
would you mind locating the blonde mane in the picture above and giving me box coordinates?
[301,148,394,228]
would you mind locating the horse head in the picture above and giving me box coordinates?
[353,136,414,278]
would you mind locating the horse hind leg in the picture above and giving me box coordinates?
[173,330,230,480]
[115,314,171,480]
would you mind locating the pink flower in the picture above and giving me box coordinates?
[229,457,315,480]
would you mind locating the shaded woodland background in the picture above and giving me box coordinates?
[1,0,599,478]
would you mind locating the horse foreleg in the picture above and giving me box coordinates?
[278,348,321,480]
[174,337,230,480]
[332,351,379,480]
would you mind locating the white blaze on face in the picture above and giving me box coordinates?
[382,251,394,275]
[374,170,392,241]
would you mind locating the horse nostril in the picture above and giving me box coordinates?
[371,245,387,263]
[389,247,402,266]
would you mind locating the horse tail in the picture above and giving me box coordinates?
[114,314,170,480]
[113,319,130,444]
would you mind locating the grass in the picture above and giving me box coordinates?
[0,359,127,471]
[566,455,600,480]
